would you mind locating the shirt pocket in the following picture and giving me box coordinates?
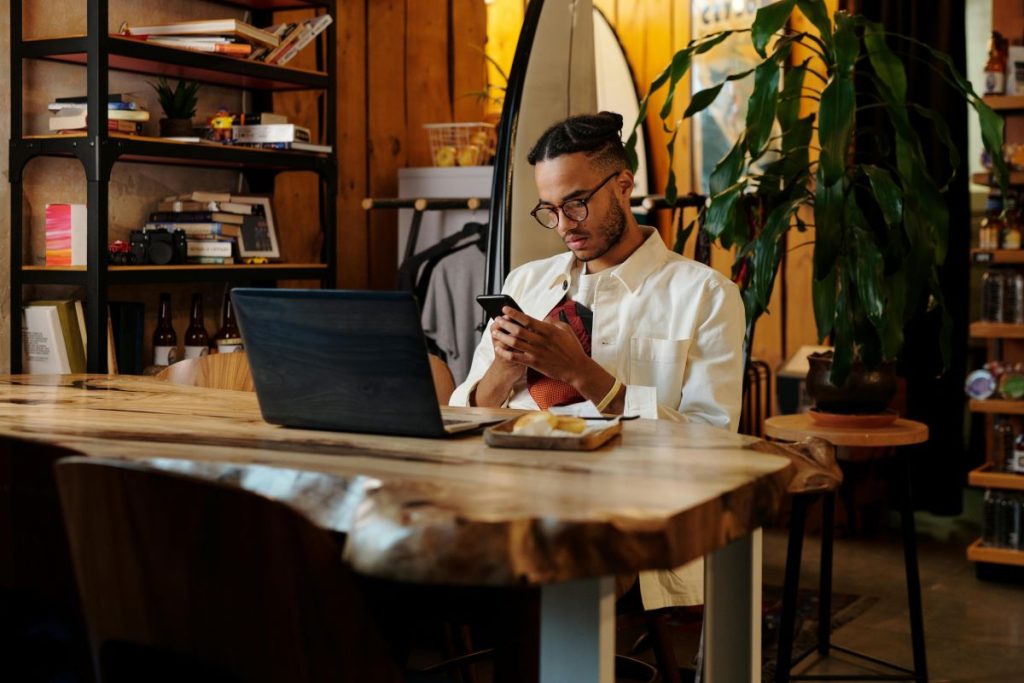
[629,337,691,408]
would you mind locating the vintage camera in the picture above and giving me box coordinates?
[130,228,188,265]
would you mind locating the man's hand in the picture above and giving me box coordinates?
[492,308,588,384]
[470,306,528,407]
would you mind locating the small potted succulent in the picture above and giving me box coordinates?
[150,77,201,137]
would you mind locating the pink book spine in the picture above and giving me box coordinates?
[46,204,72,266]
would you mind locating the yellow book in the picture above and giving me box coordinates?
[30,300,87,374]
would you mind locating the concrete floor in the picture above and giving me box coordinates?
[762,490,1024,683]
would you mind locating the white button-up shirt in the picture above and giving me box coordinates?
[450,227,746,609]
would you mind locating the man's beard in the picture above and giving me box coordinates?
[577,199,627,262]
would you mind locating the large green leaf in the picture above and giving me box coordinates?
[901,210,935,318]
[813,266,837,341]
[745,59,782,157]
[830,275,854,385]
[780,115,815,186]
[908,104,960,191]
[817,74,855,186]
[704,183,744,240]
[709,136,746,196]
[751,0,796,58]
[974,99,1010,200]
[906,161,949,265]
[777,59,810,131]
[674,218,697,254]
[879,269,907,359]
[683,68,756,120]
[850,225,885,326]
[658,50,695,120]
[813,168,843,279]
[832,12,860,76]
[862,20,906,103]
[796,0,833,43]
[752,199,800,310]
[862,165,903,227]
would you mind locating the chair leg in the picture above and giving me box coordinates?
[648,611,683,683]
[898,454,929,682]
[817,492,835,657]
[693,621,704,683]
[776,495,808,683]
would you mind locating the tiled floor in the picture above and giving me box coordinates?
[763,489,1024,683]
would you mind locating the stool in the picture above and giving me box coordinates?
[764,414,929,683]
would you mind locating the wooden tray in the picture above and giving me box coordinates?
[484,417,623,451]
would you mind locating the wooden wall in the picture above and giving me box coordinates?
[332,0,488,291]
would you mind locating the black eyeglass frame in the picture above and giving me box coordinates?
[529,171,621,229]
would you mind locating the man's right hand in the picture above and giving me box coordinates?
[470,310,528,407]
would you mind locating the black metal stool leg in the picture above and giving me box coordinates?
[898,454,928,682]
[776,495,809,683]
[817,492,835,657]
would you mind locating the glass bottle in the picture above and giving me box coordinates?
[153,292,178,366]
[983,489,997,546]
[985,31,1008,95]
[1003,193,1022,249]
[184,293,210,359]
[995,418,1015,472]
[212,291,243,353]
[1012,432,1024,473]
[980,189,1004,251]
[982,269,1006,322]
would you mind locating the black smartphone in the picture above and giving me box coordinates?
[476,294,523,320]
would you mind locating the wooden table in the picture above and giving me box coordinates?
[0,375,797,683]
[764,414,929,683]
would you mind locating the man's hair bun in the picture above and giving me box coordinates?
[527,111,630,169]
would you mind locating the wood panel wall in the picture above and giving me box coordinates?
[330,0,488,290]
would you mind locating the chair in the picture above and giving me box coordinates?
[428,354,457,405]
[55,457,404,683]
[155,351,255,392]
[0,436,93,682]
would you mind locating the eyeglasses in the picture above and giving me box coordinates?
[530,171,620,229]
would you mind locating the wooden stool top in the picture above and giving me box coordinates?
[764,413,929,448]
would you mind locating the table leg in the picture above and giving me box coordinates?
[705,529,762,683]
[539,576,615,683]
[899,454,929,682]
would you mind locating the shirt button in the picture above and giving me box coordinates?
[562,280,568,290]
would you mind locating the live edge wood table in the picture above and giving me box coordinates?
[0,375,798,683]
[764,414,929,683]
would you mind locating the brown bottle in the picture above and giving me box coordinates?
[184,293,210,359]
[212,291,243,353]
[153,292,178,366]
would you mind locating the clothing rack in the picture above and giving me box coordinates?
[362,196,490,267]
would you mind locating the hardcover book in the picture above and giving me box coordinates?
[45,203,87,266]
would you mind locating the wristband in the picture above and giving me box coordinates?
[595,377,622,413]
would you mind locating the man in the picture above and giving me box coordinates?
[450,111,745,610]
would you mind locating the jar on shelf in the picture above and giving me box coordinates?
[982,269,1006,322]
[995,418,1015,471]
[981,189,1005,250]
[1003,193,1023,249]
[1006,271,1024,324]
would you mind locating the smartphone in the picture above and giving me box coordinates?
[476,294,523,320]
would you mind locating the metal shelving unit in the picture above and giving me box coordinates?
[9,0,337,372]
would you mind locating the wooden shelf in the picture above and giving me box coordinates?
[23,36,329,91]
[967,538,1024,566]
[982,94,1024,111]
[972,171,1024,186]
[971,249,1024,264]
[969,399,1024,414]
[970,322,1024,338]
[21,263,327,285]
[968,464,1024,491]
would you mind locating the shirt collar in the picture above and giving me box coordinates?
[544,226,667,294]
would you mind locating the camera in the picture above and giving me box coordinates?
[130,228,188,265]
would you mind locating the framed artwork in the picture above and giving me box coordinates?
[691,0,780,192]
[229,195,280,259]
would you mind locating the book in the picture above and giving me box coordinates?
[125,19,281,49]
[149,210,245,225]
[187,256,235,264]
[75,300,87,350]
[50,116,144,133]
[187,239,235,258]
[176,191,233,203]
[54,93,131,104]
[236,141,333,154]
[275,14,333,66]
[157,199,211,212]
[217,201,255,215]
[45,204,87,266]
[232,123,310,143]
[48,101,138,112]
[49,109,149,129]
[30,300,87,374]
[106,307,118,374]
[22,304,71,374]
[146,37,253,55]
[263,23,310,63]
[144,221,241,238]
[232,112,288,125]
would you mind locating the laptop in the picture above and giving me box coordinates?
[231,288,503,438]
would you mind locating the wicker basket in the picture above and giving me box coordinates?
[424,122,496,167]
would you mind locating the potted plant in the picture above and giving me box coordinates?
[628,0,1010,413]
[150,77,201,138]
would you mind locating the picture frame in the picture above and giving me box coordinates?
[229,195,280,259]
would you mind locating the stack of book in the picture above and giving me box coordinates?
[144,191,249,264]
[48,94,149,134]
[249,14,333,65]
[123,18,280,58]
[231,123,332,153]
